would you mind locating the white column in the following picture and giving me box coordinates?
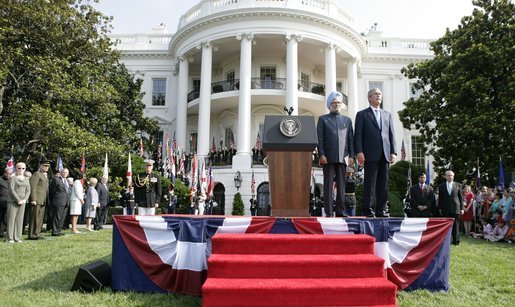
[233,33,253,170]
[176,56,189,153]
[324,43,337,106]
[285,34,302,115]
[347,57,359,119]
[197,42,213,162]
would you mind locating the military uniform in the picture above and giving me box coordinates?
[133,160,161,215]
[28,161,50,239]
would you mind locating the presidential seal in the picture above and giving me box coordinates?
[279,116,301,137]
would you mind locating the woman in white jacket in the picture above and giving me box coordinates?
[69,173,84,234]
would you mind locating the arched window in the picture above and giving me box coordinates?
[257,182,271,216]
[212,183,225,215]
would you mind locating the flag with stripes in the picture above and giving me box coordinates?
[251,170,256,194]
[401,139,406,161]
[126,153,132,186]
[139,138,144,157]
[255,133,261,151]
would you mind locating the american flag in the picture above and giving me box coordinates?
[401,139,406,161]
[191,154,198,191]
[172,131,177,154]
[251,170,256,194]
[207,165,214,196]
[255,133,261,151]
[200,162,207,193]
[56,153,63,173]
[179,153,185,174]
[139,138,144,157]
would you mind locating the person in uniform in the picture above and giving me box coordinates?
[249,195,257,216]
[28,160,51,240]
[121,185,135,215]
[167,185,177,214]
[133,159,161,215]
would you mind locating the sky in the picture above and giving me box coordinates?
[93,0,476,39]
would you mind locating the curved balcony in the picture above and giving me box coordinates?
[187,78,327,103]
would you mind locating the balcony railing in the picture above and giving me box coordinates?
[187,78,326,102]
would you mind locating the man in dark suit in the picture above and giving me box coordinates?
[410,172,434,217]
[355,88,397,217]
[134,159,161,215]
[438,170,464,245]
[95,176,110,230]
[28,160,50,240]
[49,168,69,236]
[0,168,13,237]
[317,91,354,217]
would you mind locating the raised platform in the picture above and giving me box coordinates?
[111,215,453,296]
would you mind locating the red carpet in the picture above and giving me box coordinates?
[202,234,397,306]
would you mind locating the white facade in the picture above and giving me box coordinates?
[110,0,433,215]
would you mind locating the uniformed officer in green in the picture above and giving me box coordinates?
[28,160,50,240]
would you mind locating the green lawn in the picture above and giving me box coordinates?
[0,228,513,306]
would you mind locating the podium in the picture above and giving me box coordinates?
[263,115,318,217]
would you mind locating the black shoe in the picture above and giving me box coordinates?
[51,233,61,237]
[28,237,40,240]
[452,241,460,246]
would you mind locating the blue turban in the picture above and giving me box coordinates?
[326,91,344,109]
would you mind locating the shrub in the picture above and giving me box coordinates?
[232,192,244,215]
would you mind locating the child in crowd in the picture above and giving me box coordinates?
[472,217,493,239]
[485,217,509,242]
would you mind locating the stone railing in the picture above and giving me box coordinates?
[366,38,433,55]
[110,34,172,51]
[178,0,355,29]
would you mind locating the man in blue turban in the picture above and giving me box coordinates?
[316,91,354,217]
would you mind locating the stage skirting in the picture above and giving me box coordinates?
[111,215,453,296]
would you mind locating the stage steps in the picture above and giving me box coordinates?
[202,234,397,306]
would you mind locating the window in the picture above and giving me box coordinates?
[368,81,383,92]
[226,71,235,83]
[260,66,276,89]
[190,132,198,153]
[224,127,234,149]
[410,83,423,99]
[300,72,310,90]
[411,136,425,168]
[156,131,164,147]
[336,81,343,93]
[368,81,384,108]
[152,78,166,106]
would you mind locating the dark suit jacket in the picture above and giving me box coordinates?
[354,107,396,162]
[30,171,49,205]
[49,176,69,207]
[134,173,161,208]
[438,181,464,215]
[96,182,110,207]
[317,113,354,163]
[410,183,434,217]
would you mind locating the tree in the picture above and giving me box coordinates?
[399,0,514,187]
[232,192,244,216]
[0,0,158,173]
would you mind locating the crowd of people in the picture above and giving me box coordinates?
[405,171,514,244]
[0,158,168,242]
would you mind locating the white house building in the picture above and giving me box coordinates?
[110,0,433,215]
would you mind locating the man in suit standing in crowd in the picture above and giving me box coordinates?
[49,168,69,236]
[438,170,464,245]
[134,159,161,215]
[0,168,13,237]
[317,91,354,217]
[410,172,434,217]
[354,88,397,217]
[95,176,110,230]
[28,160,50,240]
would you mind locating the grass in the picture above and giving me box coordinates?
[0,228,513,306]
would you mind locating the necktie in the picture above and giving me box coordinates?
[447,182,452,195]
[374,109,381,128]
[420,184,423,192]
[63,178,68,191]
